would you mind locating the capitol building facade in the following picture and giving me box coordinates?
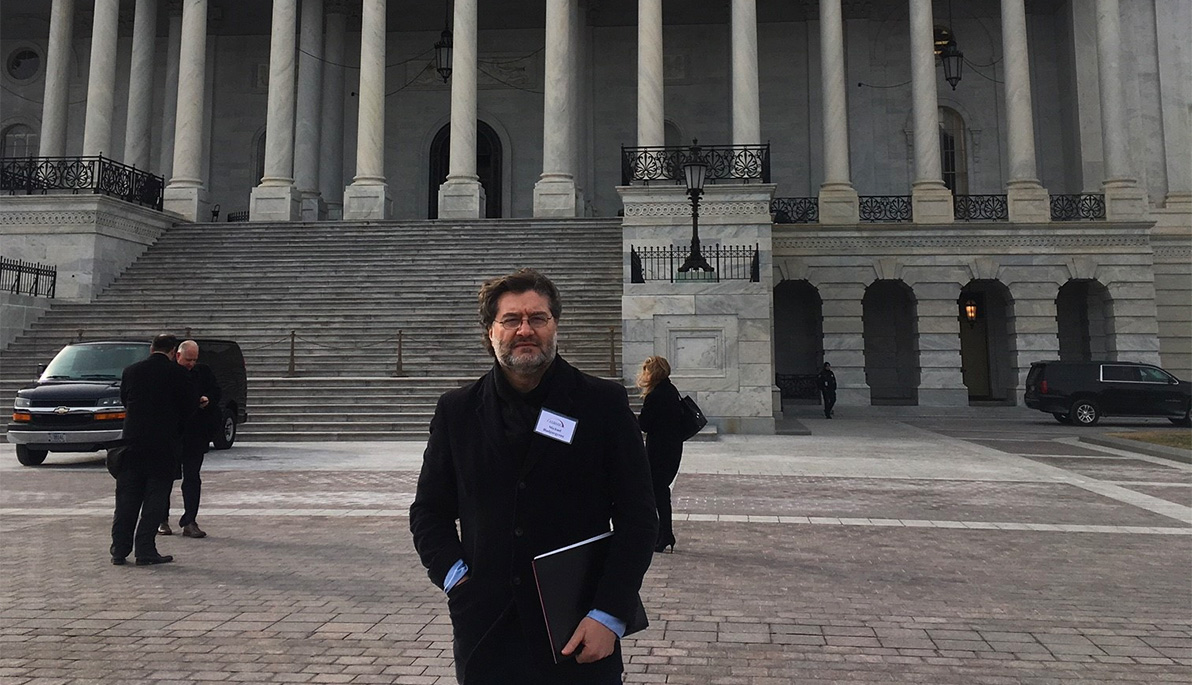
[2,0,1189,427]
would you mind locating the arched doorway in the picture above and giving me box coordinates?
[1056,280,1114,361]
[773,280,824,403]
[863,280,919,404]
[958,281,1017,402]
[428,121,502,219]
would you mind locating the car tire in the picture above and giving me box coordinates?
[16,445,48,466]
[1053,413,1072,424]
[212,409,236,450]
[1171,409,1191,428]
[1070,399,1100,426]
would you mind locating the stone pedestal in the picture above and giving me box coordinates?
[342,183,391,220]
[163,185,211,223]
[250,184,301,222]
[1103,179,1150,221]
[300,193,326,222]
[438,177,487,219]
[1006,181,1051,223]
[618,183,777,435]
[911,181,954,223]
[533,175,579,218]
[817,183,860,224]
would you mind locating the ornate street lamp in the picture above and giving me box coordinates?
[678,140,714,274]
[964,298,978,325]
[434,28,453,83]
[940,39,963,90]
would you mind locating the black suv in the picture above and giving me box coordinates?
[1024,360,1191,426]
[8,339,248,466]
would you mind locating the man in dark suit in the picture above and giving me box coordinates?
[166,339,221,539]
[818,361,837,419]
[110,334,197,566]
[410,269,657,684]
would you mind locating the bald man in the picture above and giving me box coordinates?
[163,339,221,538]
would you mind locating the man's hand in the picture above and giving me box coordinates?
[560,616,616,664]
[199,395,209,408]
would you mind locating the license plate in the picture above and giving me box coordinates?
[48,433,67,443]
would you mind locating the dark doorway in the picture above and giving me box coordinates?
[958,281,1016,402]
[773,280,824,404]
[1056,280,1114,361]
[428,121,502,219]
[862,280,920,404]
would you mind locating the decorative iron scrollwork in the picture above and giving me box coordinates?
[0,156,164,211]
[770,197,819,223]
[953,194,1008,221]
[1049,194,1106,221]
[775,373,819,400]
[628,244,761,283]
[858,195,913,222]
[621,144,771,185]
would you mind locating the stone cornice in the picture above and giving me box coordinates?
[774,232,1152,254]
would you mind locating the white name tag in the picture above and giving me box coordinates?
[534,408,577,444]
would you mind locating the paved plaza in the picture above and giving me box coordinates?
[1,407,1189,684]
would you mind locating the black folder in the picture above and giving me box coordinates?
[531,531,649,663]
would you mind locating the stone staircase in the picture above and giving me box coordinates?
[1,218,626,441]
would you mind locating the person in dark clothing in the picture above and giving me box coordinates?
[817,362,837,419]
[165,339,221,539]
[636,355,684,554]
[110,334,198,566]
[410,269,657,685]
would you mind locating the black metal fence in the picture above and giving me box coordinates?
[227,211,249,222]
[0,257,56,298]
[630,244,760,283]
[858,195,913,222]
[771,197,819,223]
[953,194,1009,221]
[621,144,770,185]
[0,155,164,210]
[776,373,819,400]
[1050,193,1106,221]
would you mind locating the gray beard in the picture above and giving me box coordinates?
[497,333,557,375]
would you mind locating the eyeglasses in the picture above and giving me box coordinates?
[495,314,554,331]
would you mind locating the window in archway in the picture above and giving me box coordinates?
[2,123,38,158]
[6,48,40,81]
[939,107,967,194]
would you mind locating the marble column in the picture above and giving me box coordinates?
[439,0,486,219]
[908,0,953,223]
[251,0,302,221]
[123,0,157,170]
[1155,1,1191,212]
[295,0,325,220]
[817,0,859,223]
[343,0,390,220]
[730,0,761,145]
[999,0,1049,222]
[163,0,211,221]
[819,284,869,405]
[914,283,968,406]
[159,2,183,181]
[569,0,587,214]
[636,0,664,147]
[38,0,74,157]
[1095,0,1148,220]
[318,2,347,219]
[81,0,120,158]
[533,0,579,217]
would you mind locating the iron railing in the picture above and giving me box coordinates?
[621,144,771,185]
[227,211,250,222]
[0,155,164,210]
[858,195,912,222]
[953,194,1008,221]
[0,257,56,298]
[771,197,819,223]
[776,373,819,400]
[630,244,760,283]
[1050,193,1106,221]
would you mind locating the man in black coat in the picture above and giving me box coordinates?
[410,269,657,685]
[818,361,837,419]
[168,339,221,538]
[110,334,198,566]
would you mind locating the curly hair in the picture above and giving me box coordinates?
[635,355,671,396]
[477,268,563,355]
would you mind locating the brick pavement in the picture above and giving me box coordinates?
[1,414,1190,684]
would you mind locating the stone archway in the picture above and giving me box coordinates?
[428,121,503,219]
[1056,280,1115,361]
[863,280,919,404]
[958,281,1017,402]
[774,280,824,403]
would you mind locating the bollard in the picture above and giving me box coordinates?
[287,330,296,376]
[395,330,404,376]
[185,327,192,339]
[77,329,84,342]
[605,326,615,376]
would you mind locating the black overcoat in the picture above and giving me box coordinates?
[409,356,657,682]
[638,377,684,477]
[120,352,197,476]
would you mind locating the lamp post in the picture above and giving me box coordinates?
[678,140,713,274]
[434,28,453,83]
[940,39,963,90]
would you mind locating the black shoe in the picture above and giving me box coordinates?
[135,554,174,566]
[111,556,126,565]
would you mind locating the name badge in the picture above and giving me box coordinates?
[534,408,577,445]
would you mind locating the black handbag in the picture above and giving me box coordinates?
[678,395,707,441]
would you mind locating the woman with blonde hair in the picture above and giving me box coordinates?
[636,356,684,553]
